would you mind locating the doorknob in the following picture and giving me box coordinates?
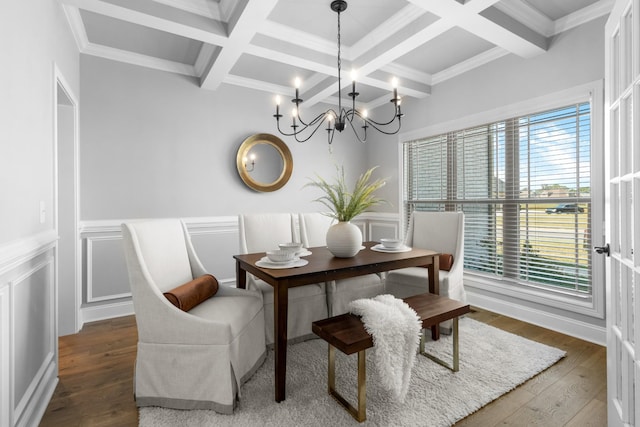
[594,243,610,257]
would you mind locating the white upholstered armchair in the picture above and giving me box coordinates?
[385,212,466,329]
[121,219,266,413]
[238,213,328,345]
[298,212,384,316]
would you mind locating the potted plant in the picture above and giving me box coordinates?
[305,166,386,257]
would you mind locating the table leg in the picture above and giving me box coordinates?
[274,283,288,402]
[428,255,440,340]
[236,262,246,289]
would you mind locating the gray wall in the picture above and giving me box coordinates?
[80,56,374,220]
[0,1,80,426]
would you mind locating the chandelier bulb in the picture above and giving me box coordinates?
[294,77,301,89]
[275,95,281,105]
[391,77,398,88]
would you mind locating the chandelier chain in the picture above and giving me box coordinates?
[336,8,342,114]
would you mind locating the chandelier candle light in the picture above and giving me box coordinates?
[273,0,403,145]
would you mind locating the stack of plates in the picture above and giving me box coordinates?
[255,257,309,269]
[370,244,412,253]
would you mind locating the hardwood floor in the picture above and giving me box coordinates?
[40,308,607,426]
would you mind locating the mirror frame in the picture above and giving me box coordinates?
[236,133,293,192]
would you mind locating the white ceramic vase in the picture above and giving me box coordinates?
[326,221,362,258]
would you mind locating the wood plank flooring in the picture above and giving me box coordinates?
[40,308,606,426]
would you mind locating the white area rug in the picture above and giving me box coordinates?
[139,318,565,427]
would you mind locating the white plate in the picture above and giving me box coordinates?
[255,259,309,269]
[370,244,412,253]
[259,256,299,264]
[296,250,312,257]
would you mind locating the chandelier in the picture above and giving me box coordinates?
[273,0,403,145]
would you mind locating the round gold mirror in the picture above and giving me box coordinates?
[236,133,293,192]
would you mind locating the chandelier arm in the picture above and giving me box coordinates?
[359,117,402,136]
[344,115,367,143]
[292,116,332,143]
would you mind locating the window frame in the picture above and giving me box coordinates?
[398,81,605,319]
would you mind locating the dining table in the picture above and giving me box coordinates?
[233,241,440,402]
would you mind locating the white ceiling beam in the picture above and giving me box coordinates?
[349,4,428,59]
[149,0,222,20]
[258,21,337,57]
[407,0,547,58]
[199,0,279,90]
[84,42,197,76]
[494,0,553,37]
[61,5,89,50]
[431,46,508,85]
[553,0,615,35]
[60,0,228,45]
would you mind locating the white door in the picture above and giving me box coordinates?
[604,0,639,425]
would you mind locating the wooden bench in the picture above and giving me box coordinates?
[311,293,470,422]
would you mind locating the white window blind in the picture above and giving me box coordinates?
[403,103,592,297]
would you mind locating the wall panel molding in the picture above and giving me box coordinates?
[0,235,58,427]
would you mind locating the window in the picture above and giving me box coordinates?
[403,103,592,299]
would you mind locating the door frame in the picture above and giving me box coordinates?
[53,64,81,335]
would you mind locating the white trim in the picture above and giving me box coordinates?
[431,47,510,85]
[11,258,57,426]
[0,232,58,277]
[15,362,57,427]
[400,80,602,142]
[468,288,606,345]
[398,80,606,320]
[368,221,399,240]
[0,284,11,427]
[465,273,603,319]
[86,236,132,303]
[54,63,82,334]
[554,0,616,35]
[83,43,197,77]
[81,300,135,325]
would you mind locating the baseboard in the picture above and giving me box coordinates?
[467,290,606,346]
[81,300,135,326]
[15,360,58,427]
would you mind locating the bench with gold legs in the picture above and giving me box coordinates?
[312,293,470,422]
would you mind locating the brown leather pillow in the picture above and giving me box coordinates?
[439,253,454,271]
[164,274,219,312]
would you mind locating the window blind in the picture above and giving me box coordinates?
[403,103,592,297]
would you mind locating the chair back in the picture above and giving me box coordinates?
[405,212,464,259]
[238,213,296,254]
[298,213,335,248]
[122,219,195,293]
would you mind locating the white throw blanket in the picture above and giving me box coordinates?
[348,294,422,402]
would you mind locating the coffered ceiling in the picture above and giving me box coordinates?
[60,0,613,110]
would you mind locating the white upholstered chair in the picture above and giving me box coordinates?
[238,213,328,345]
[298,212,384,316]
[385,211,466,330]
[121,219,266,413]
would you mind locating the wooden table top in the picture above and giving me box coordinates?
[234,242,440,288]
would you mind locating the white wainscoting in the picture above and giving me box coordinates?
[78,213,605,344]
[0,231,59,427]
[79,214,402,323]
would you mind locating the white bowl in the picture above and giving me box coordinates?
[278,242,303,253]
[380,238,403,249]
[266,250,296,263]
